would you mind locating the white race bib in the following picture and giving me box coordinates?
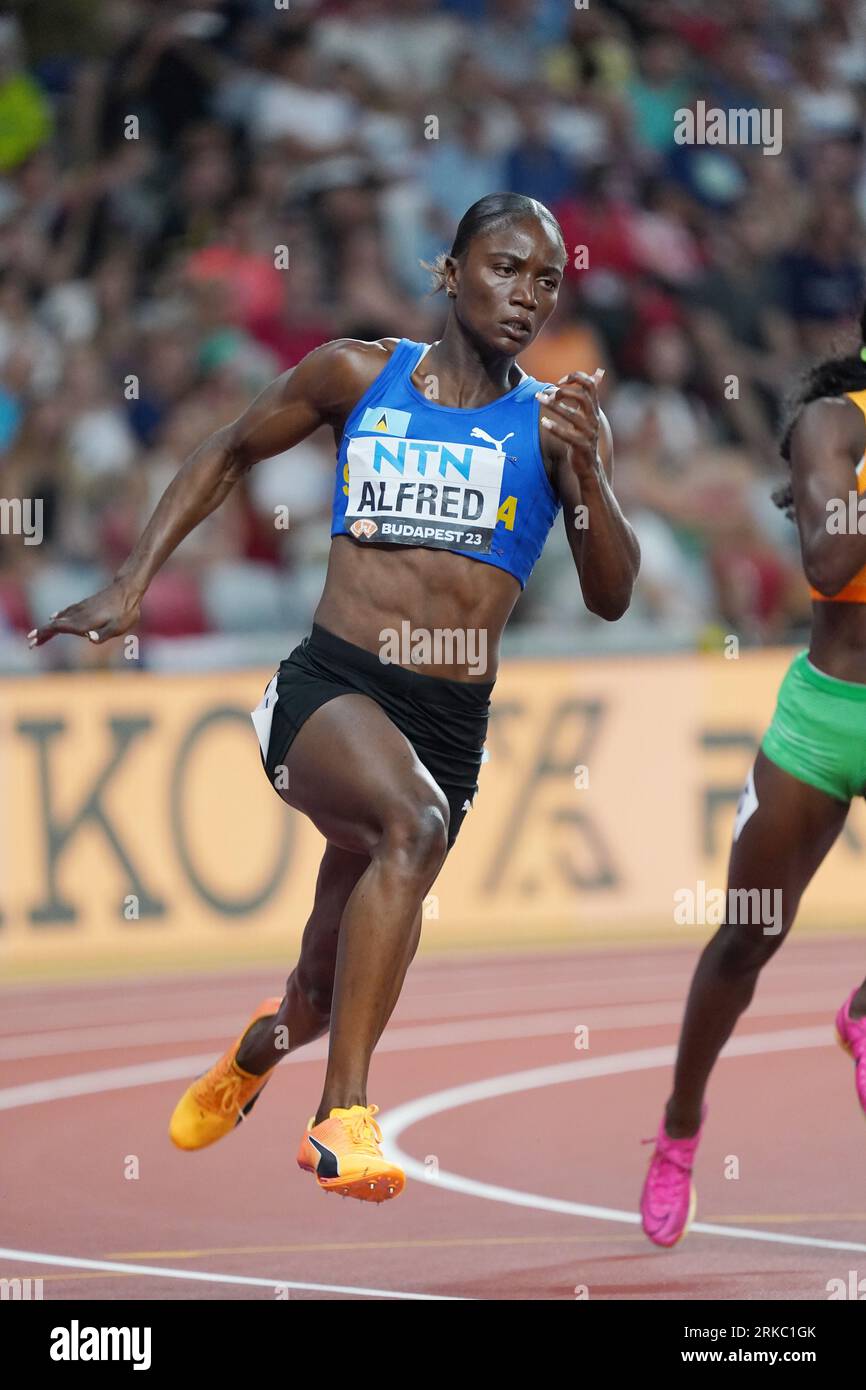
[344,434,505,553]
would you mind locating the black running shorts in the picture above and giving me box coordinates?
[251,623,494,849]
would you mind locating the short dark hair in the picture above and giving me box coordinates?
[422,192,566,293]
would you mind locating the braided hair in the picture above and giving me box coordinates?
[774,303,866,517]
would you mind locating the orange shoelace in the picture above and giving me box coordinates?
[208,1066,246,1117]
[343,1104,383,1154]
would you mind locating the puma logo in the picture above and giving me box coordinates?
[470,427,515,452]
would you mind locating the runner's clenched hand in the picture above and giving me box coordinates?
[536,367,605,476]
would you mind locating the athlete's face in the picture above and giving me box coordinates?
[446,218,566,355]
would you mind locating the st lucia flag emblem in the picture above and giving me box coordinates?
[359,405,411,437]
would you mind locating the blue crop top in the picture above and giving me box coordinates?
[330,338,561,589]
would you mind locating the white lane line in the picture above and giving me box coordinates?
[0,1005,850,1107]
[0,979,681,1039]
[0,975,617,1033]
[0,1248,464,1300]
[0,994,275,1033]
[0,1011,598,1107]
[380,1025,866,1256]
[1,990,847,1061]
[393,978,687,1020]
[1,999,609,1057]
[0,1056,224,1110]
[0,1017,276,1060]
[0,1011,628,1105]
[0,976,642,1033]
[1,954,853,1033]
[2,1010,612,1101]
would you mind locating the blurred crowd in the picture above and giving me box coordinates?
[1,0,866,669]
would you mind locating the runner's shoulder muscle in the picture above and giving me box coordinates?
[227,338,400,471]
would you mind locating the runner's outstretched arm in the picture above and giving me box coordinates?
[28,339,377,648]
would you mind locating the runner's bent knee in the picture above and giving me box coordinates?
[377,788,450,878]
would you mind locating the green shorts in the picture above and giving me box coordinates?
[761,649,866,803]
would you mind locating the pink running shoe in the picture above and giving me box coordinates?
[640,1105,707,1248]
[835,989,866,1120]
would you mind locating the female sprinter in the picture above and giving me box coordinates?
[641,302,866,1246]
[29,193,639,1203]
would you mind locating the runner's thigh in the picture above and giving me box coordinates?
[728,750,849,918]
[279,691,450,856]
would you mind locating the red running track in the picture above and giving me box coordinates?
[2,936,866,1300]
